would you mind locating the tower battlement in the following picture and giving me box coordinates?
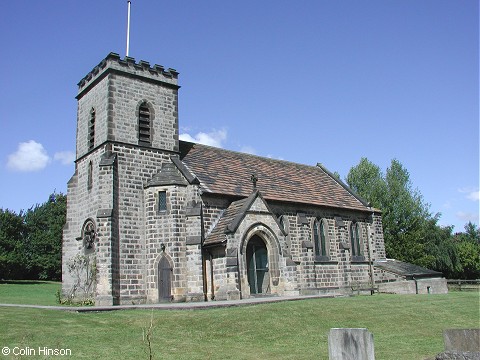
[77,52,179,97]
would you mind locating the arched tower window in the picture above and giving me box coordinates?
[88,108,95,151]
[138,101,151,145]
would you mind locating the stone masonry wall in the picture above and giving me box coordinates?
[114,144,172,304]
[199,195,388,299]
[268,202,380,295]
[76,76,109,158]
[76,53,179,157]
[62,146,106,300]
[107,73,179,152]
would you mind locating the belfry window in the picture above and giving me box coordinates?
[88,108,95,151]
[138,102,151,145]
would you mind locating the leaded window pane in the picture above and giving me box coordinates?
[350,223,357,256]
[320,220,327,256]
[313,221,320,256]
[158,191,167,212]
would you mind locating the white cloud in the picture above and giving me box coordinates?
[7,140,50,172]
[54,151,75,165]
[179,129,227,148]
[442,201,452,210]
[456,211,479,224]
[266,154,284,161]
[240,145,257,155]
[458,187,480,202]
[467,191,480,201]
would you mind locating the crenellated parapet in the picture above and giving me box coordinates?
[77,52,179,97]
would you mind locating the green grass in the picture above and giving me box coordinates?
[0,283,478,359]
[0,281,61,305]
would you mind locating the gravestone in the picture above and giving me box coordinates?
[444,329,480,352]
[434,329,480,360]
[328,328,375,360]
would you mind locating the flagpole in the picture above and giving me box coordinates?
[126,1,131,57]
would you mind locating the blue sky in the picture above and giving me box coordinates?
[0,1,478,231]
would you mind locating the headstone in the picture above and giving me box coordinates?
[434,329,480,360]
[328,328,375,360]
[443,329,480,352]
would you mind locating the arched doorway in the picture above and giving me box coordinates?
[246,235,270,295]
[158,256,172,302]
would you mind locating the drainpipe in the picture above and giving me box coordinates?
[366,212,375,294]
[200,201,208,302]
[201,248,208,302]
[413,276,418,294]
[208,250,215,300]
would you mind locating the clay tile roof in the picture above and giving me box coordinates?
[179,141,370,212]
[204,197,249,246]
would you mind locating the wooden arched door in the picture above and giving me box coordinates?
[158,256,172,302]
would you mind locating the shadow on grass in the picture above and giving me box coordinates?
[0,280,56,285]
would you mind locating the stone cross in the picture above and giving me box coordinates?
[250,173,258,189]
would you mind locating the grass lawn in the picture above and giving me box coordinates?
[0,281,61,305]
[0,283,478,359]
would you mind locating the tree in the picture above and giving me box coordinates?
[345,158,470,278]
[345,157,386,208]
[452,222,480,279]
[381,159,435,262]
[346,158,433,262]
[0,209,26,279]
[457,222,480,243]
[23,193,66,280]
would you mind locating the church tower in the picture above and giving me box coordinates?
[62,53,181,305]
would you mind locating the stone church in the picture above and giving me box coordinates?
[62,53,447,305]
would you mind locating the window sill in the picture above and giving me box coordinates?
[138,140,152,147]
[351,256,367,263]
[314,256,337,264]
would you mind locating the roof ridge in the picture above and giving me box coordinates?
[180,140,324,171]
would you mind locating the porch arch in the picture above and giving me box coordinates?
[239,223,281,295]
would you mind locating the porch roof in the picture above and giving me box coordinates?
[203,197,249,247]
